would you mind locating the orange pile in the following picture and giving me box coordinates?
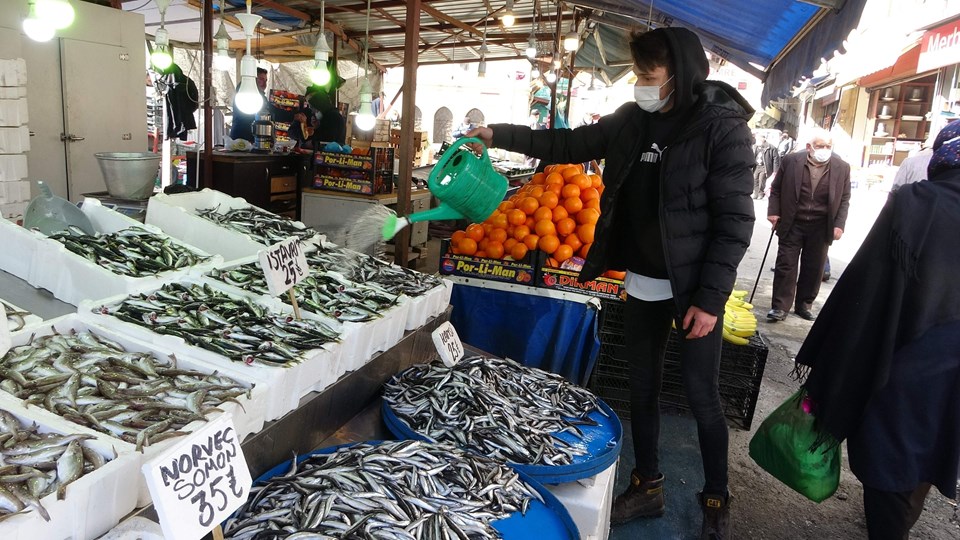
[448,164,603,267]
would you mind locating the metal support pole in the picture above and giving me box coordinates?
[549,1,562,128]
[202,0,213,188]
[394,0,420,268]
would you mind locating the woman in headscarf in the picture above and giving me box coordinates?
[793,121,960,539]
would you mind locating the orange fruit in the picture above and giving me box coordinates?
[486,241,504,259]
[503,238,518,252]
[546,182,563,195]
[533,206,553,223]
[544,164,558,174]
[547,257,559,268]
[584,198,601,211]
[563,196,583,214]
[561,166,581,180]
[552,206,569,222]
[538,234,560,254]
[580,187,600,202]
[475,251,487,258]
[510,242,528,261]
[507,209,527,226]
[556,217,577,236]
[451,230,466,245]
[534,219,556,237]
[538,191,559,209]
[491,213,508,229]
[577,208,600,225]
[450,244,461,255]
[572,174,592,190]
[523,233,540,251]
[519,197,540,215]
[482,223,493,235]
[459,238,477,255]
[531,172,546,184]
[604,270,627,280]
[577,223,596,244]
[579,242,592,258]
[488,228,508,243]
[513,224,531,241]
[525,216,536,229]
[589,174,603,189]
[561,184,581,199]
[545,172,564,185]
[564,233,583,252]
[498,201,515,212]
[528,186,545,199]
[478,238,489,252]
[465,224,485,242]
[554,244,574,263]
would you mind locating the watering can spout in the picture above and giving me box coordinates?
[381,204,465,240]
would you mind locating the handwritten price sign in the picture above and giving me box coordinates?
[431,321,464,367]
[143,415,252,540]
[258,237,309,296]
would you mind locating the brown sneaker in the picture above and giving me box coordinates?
[699,491,731,539]
[610,471,665,525]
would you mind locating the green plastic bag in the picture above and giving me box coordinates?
[748,389,840,503]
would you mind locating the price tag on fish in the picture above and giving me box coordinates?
[431,321,464,367]
[142,414,252,540]
[258,237,309,296]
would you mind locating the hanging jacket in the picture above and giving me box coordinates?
[160,63,198,141]
[490,27,755,316]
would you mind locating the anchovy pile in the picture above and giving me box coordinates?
[384,356,606,467]
[309,245,443,297]
[95,283,339,366]
[48,226,210,278]
[196,206,318,245]
[0,329,251,452]
[2,300,29,332]
[223,440,543,540]
[211,264,399,323]
[0,408,109,521]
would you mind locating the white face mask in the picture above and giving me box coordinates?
[811,148,832,163]
[634,75,674,113]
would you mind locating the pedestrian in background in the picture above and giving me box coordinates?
[753,134,780,199]
[891,130,940,190]
[767,129,851,322]
[777,130,795,157]
[469,26,755,538]
[793,120,960,539]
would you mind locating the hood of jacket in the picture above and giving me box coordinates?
[654,27,707,115]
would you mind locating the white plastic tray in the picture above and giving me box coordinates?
[146,189,323,265]
[401,278,454,331]
[3,315,270,506]
[0,393,140,540]
[1,297,43,330]
[78,280,343,423]
[0,215,46,281]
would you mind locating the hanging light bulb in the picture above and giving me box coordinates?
[545,70,556,84]
[22,1,55,42]
[36,0,74,30]
[478,58,487,78]
[531,65,540,79]
[235,1,264,114]
[501,0,515,27]
[563,30,579,52]
[310,1,333,86]
[150,27,173,71]
[526,35,536,59]
[213,13,232,71]
[355,76,376,131]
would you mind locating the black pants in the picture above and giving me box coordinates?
[753,167,768,198]
[862,484,931,539]
[619,296,728,494]
[772,218,829,312]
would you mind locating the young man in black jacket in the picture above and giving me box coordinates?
[468,28,754,539]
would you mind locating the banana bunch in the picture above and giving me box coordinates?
[723,290,756,345]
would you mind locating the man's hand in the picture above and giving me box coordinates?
[682,305,717,339]
[768,215,780,229]
[464,127,493,151]
[834,227,843,240]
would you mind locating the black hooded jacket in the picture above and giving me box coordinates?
[490,27,755,316]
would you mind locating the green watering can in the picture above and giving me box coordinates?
[382,137,508,240]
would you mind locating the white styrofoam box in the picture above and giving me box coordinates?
[0,86,27,99]
[0,215,46,280]
[0,393,140,540]
[4,315,271,507]
[0,98,27,126]
[0,59,27,86]
[401,278,454,331]
[0,125,29,153]
[28,198,223,306]
[0,153,28,181]
[1,179,29,202]
[544,459,617,540]
[146,189,324,264]
[78,283,343,423]
[1,297,44,330]
[0,201,27,219]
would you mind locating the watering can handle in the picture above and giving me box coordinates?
[441,137,488,165]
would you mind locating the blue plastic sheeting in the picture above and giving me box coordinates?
[449,284,601,386]
[761,0,869,106]
[222,0,303,29]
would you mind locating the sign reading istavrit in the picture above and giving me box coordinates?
[918,18,960,72]
[143,415,253,539]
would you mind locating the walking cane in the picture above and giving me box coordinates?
[749,224,777,304]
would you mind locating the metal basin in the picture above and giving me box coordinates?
[94,152,161,200]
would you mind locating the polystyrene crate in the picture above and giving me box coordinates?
[545,459,617,540]
[78,280,343,422]
[0,153,28,181]
[146,189,323,264]
[401,278,453,331]
[0,215,46,281]
[25,198,223,306]
[0,393,140,540]
[4,315,270,506]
